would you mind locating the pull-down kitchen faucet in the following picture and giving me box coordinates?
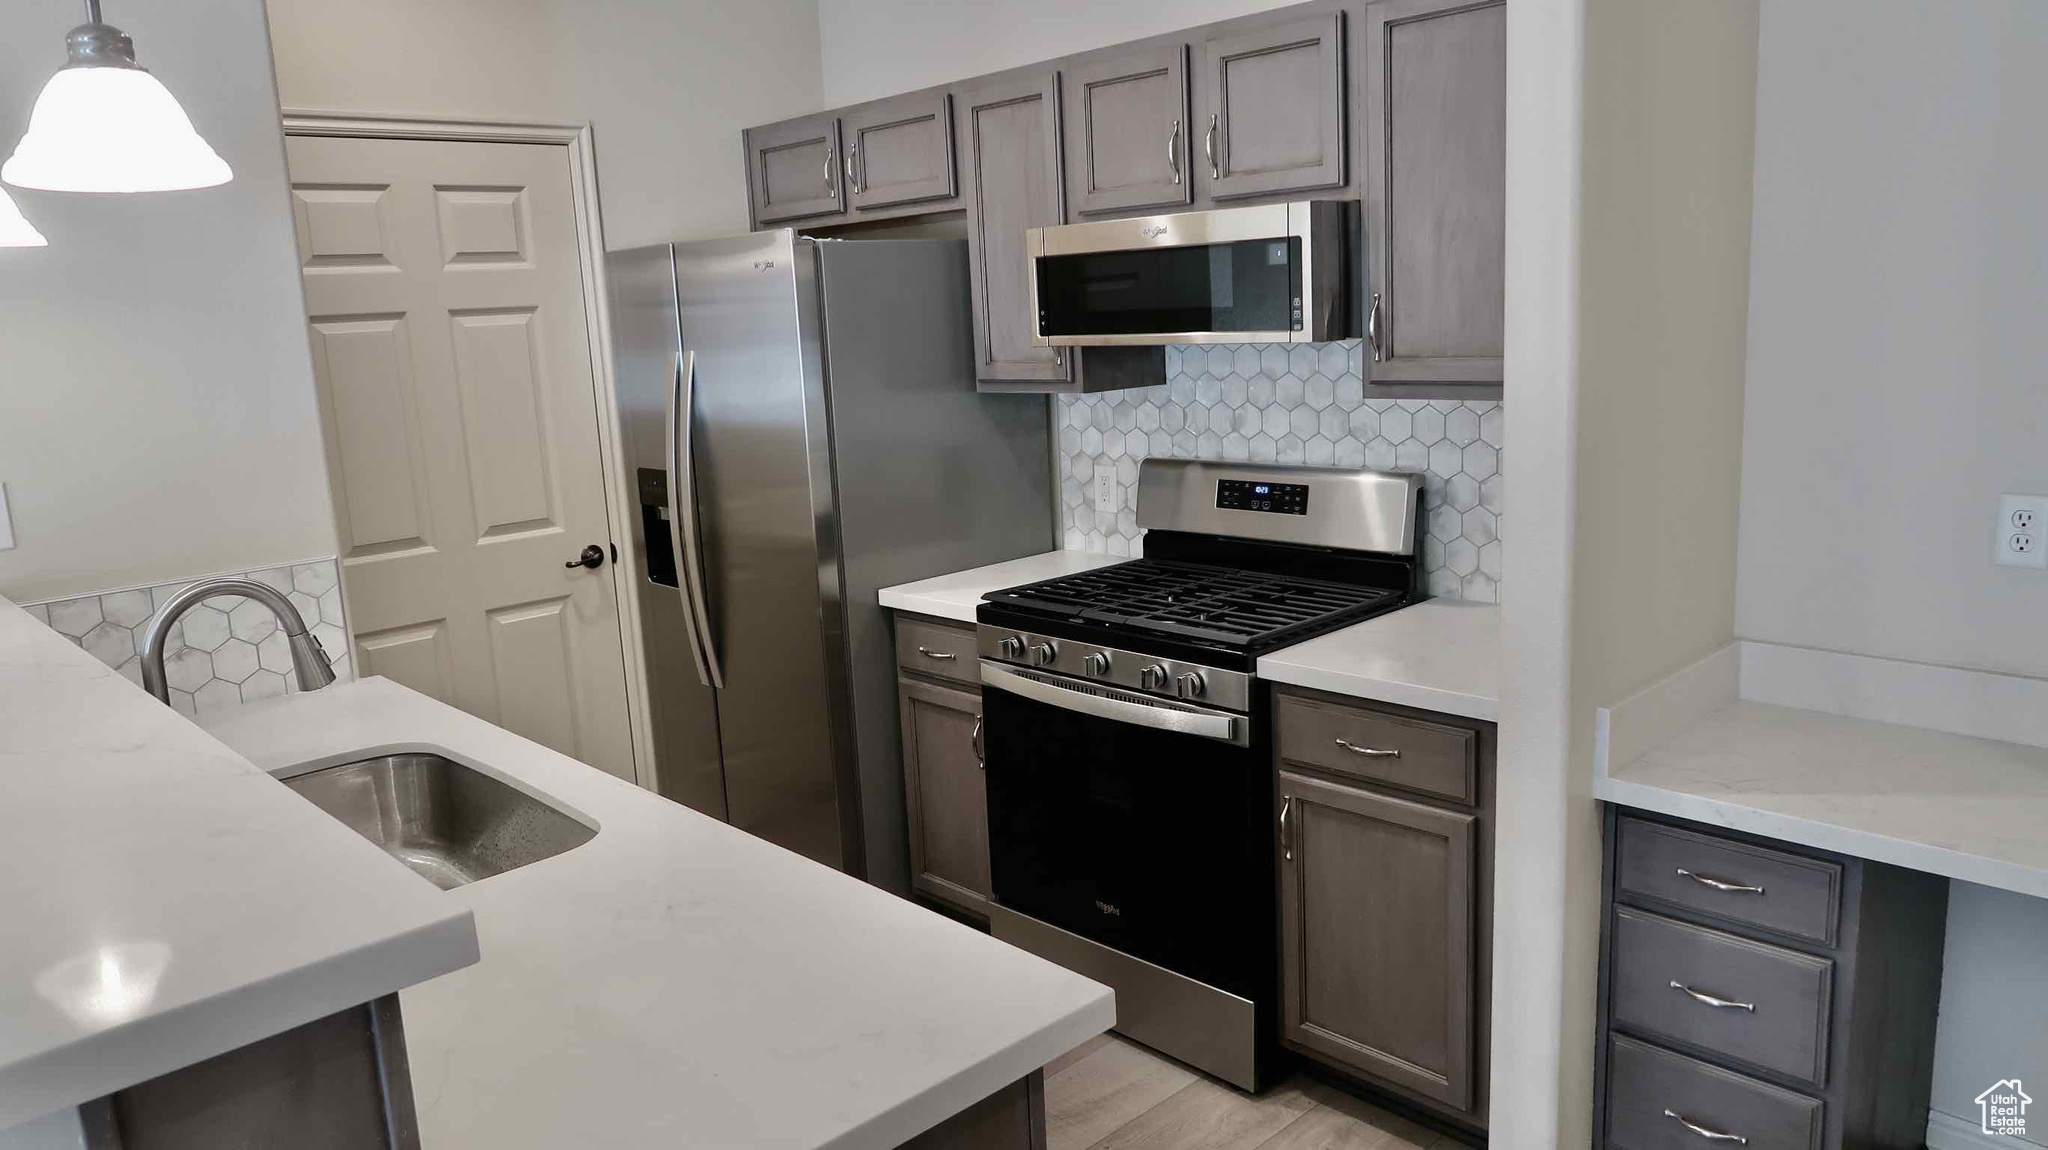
[138,579,335,704]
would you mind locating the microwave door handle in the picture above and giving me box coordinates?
[980,662,1240,743]
[665,348,725,689]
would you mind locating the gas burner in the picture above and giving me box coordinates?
[984,558,1404,652]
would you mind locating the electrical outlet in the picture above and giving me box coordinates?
[1997,493,2047,569]
[1094,470,1117,515]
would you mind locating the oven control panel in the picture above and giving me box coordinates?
[1216,479,1308,516]
[975,625,1253,713]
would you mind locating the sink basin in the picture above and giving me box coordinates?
[284,753,594,889]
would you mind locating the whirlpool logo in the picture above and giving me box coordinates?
[1139,224,1169,239]
[1094,900,1122,917]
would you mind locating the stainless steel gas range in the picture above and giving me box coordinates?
[975,459,1426,1092]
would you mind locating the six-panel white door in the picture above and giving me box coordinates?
[286,133,635,780]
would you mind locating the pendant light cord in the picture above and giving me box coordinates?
[83,0,101,24]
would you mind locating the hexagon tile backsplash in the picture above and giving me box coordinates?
[1057,343,1504,603]
[21,559,355,718]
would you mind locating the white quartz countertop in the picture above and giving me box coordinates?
[877,549,1123,624]
[1257,599,1499,720]
[202,677,1114,1150]
[0,598,478,1129]
[1598,700,2048,899]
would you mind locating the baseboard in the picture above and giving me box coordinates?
[1927,1107,2048,1150]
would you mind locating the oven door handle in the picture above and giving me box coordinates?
[980,661,1245,745]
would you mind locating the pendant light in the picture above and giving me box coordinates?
[1,0,231,194]
[0,188,48,247]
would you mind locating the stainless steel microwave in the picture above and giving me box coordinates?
[1026,200,1349,346]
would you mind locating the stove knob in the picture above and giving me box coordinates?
[1138,664,1169,691]
[1082,651,1112,677]
[1175,671,1207,699]
[997,635,1025,660]
[1030,642,1058,667]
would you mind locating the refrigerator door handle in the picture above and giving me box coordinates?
[665,348,726,689]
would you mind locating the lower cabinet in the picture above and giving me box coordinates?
[1273,685,1494,1129]
[1278,769,1476,1109]
[895,616,992,919]
[1593,808,1950,1150]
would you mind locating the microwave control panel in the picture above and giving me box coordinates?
[1216,479,1309,516]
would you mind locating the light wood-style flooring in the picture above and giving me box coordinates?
[1043,1034,1464,1150]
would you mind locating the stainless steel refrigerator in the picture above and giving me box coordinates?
[607,232,1052,891]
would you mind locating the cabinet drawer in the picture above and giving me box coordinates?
[1610,907,1833,1087]
[1617,817,1842,946]
[1605,1035,1823,1150]
[1276,693,1476,804]
[895,616,979,686]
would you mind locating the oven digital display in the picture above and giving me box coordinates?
[1216,479,1308,515]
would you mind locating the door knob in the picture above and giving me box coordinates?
[565,544,606,570]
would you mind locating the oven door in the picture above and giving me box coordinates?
[979,661,1271,999]
[1026,201,1347,346]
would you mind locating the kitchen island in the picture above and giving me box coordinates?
[0,596,479,1136]
[202,676,1113,1149]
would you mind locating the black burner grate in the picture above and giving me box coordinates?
[985,559,1401,650]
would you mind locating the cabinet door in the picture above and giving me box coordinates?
[1063,45,1193,216]
[745,113,844,225]
[1278,768,1477,1111]
[1196,13,1347,200]
[900,676,992,916]
[958,71,1072,387]
[1361,0,1505,382]
[843,93,957,211]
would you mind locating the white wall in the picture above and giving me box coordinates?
[1492,1,1759,1143]
[1739,0,2048,681]
[816,0,1296,106]
[264,0,822,249]
[1932,882,2048,1141]
[1740,0,2048,1135]
[0,0,335,605]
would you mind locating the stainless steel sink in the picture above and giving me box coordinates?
[284,753,594,889]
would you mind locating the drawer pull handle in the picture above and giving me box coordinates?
[1663,1110,1747,1144]
[917,647,958,661]
[1669,981,1755,1012]
[1677,868,1765,895]
[1333,739,1400,759]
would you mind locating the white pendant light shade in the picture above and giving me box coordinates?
[1,13,231,194]
[0,187,49,248]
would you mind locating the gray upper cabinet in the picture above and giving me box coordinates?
[744,113,845,225]
[957,71,1072,388]
[841,93,958,212]
[1062,45,1194,216]
[1278,767,1477,1113]
[1196,13,1347,200]
[1361,0,1506,382]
